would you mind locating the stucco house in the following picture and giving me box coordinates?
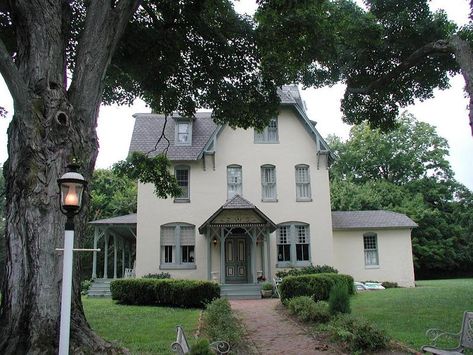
[89,86,416,297]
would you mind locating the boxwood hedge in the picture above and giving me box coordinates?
[110,278,220,308]
[279,273,354,304]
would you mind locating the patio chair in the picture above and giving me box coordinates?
[421,311,473,354]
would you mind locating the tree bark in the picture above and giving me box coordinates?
[449,35,473,136]
[0,1,137,353]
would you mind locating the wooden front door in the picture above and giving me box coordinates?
[225,237,248,283]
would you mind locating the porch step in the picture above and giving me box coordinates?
[87,278,112,297]
[220,284,262,300]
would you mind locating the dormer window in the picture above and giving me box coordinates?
[255,118,278,143]
[176,121,192,146]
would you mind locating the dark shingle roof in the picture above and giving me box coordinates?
[222,194,255,209]
[129,112,217,160]
[331,211,417,230]
[89,214,137,225]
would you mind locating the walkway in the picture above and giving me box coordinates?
[230,298,342,355]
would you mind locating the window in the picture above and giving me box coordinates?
[160,224,196,269]
[227,165,242,199]
[255,118,278,143]
[175,166,190,202]
[277,226,291,262]
[296,225,309,261]
[261,165,277,201]
[364,233,379,267]
[295,165,311,201]
[175,121,192,145]
[276,223,311,266]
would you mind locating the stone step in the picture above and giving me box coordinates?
[220,284,262,299]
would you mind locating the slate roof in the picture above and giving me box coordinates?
[221,194,255,209]
[89,213,137,225]
[129,112,217,160]
[331,211,417,230]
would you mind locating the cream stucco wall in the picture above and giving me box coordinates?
[135,107,334,280]
[332,229,415,287]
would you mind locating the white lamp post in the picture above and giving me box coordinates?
[57,162,87,355]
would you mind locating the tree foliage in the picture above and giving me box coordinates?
[329,115,473,277]
[256,0,472,132]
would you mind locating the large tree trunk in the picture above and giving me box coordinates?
[0,1,137,353]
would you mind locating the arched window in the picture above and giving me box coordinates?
[174,165,190,202]
[160,223,196,269]
[276,222,311,267]
[295,164,311,201]
[227,165,242,199]
[261,164,277,201]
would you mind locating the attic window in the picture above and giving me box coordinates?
[255,118,278,143]
[176,121,192,146]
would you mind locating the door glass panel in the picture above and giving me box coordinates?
[238,240,245,261]
[226,241,233,261]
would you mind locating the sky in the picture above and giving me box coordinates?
[0,0,472,190]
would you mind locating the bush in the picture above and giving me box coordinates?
[143,272,171,279]
[328,314,389,352]
[110,278,220,308]
[275,264,338,279]
[261,281,273,291]
[328,283,351,315]
[81,279,92,295]
[288,296,331,323]
[189,339,213,355]
[279,273,354,304]
[381,281,399,288]
[201,298,243,347]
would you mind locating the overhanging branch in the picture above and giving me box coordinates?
[347,39,453,95]
[0,37,29,108]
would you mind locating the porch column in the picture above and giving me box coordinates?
[92,228,99,279]
[251,229,257,284]
[175,225,182,265]
[121,238,125,277]
[265,232,271,280]
[263,233,268,279]
[207,231,212,281]
[220,227,225,284]
[113,235,118,279]
[103,231,109,279]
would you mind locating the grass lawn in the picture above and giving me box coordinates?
[351,279,473,351]
[83,297,201,354]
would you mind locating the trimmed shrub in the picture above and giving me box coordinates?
[143,272,171,279]
[381,281,399,289]
[328,314,389,352]
[201,298,243,348]
[288,296,331,323]
[329,283,351,315]
[110,278,220,308]
[261,281,273,291]
[276,264,338,279]
[189,339,213,355]
[279,273,354,304]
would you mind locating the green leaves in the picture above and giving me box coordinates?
[113,152,181,199]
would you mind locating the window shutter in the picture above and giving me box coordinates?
[181,226,195,246]
[161,226,175,245]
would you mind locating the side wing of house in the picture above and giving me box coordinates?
[332,211,417,287]
[130,85,335,284]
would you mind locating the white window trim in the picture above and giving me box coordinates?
[254,117,279,143]
[261,164,277,202]
[174,165,190,203]
[276,222,311,268]
[160,223,196,270]
[363,233,379,268]
[295,164,312,201]
[175,120,192,146]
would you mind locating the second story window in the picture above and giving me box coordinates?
[255,118,278,143]
[176,121,192,145]
[227,165,242,199]
[261,165,277,201]
[175,166,190,202]
[295,164,311,201]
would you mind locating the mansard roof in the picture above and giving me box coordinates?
[331,211,418,230]
[129,85,334,161]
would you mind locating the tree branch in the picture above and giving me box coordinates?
[347,40,453,95]
[0,37,29,108]
[68,0,139,119]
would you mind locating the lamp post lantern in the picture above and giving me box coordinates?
[57,162,87,355]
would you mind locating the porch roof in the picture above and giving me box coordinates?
[198,195,277,234]
[89,213,137,241]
